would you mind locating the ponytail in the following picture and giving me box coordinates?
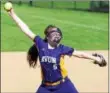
[27,44,38,68]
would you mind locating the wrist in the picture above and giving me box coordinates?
[8,9,14,15]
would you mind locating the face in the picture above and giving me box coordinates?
[47,28,62,47]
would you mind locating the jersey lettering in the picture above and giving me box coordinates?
[41,56,56,64]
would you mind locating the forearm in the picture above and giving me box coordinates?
[80,53,100,62]
[8,10,36,40]
[72,51,101,62]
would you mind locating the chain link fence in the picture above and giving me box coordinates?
[1,0,109,12]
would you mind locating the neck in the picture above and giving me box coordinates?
[48,43,59,49]
[48,43,55,49]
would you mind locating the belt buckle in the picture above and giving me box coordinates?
[53,81,61,85]
[62,78,65,82]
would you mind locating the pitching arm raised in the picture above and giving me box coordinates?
[7,9,36,40]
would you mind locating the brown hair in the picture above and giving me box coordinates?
[27,25,56,68]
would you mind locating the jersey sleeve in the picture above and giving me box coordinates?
[33,35,44,51]
[61,45,74,56]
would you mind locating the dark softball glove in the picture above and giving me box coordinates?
[92,53,107,67]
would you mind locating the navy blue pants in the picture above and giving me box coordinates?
[36,77,78,93]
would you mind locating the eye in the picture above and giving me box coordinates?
[56,33,60,36]
[51,32,56,36]
[53,32,60,35]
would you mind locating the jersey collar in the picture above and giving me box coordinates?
[48,43,60,49]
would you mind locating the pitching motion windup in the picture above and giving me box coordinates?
[4,2,13,11]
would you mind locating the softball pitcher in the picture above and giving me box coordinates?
[5,6,107,93]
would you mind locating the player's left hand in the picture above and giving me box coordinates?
[92,53,107,67]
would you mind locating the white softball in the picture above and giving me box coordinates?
[4,2,13,11]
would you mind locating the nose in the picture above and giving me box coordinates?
[54,36,61,39]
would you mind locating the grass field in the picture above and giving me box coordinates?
[1,4,108,51]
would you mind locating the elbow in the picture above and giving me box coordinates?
[74,54,84,58]
[73,51,88,58]
[79,55,84,58]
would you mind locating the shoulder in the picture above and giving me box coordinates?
[34,35,43,42]
[34,35,46,43]
[33,35,47,48]
[59,44,75,56]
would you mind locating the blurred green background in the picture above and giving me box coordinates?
[1,1,109,51]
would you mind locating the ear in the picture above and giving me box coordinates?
[46,36,50,42]
[46,36,49,40]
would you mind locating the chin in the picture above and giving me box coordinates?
[50,42,58,47]
[53,42,60,47]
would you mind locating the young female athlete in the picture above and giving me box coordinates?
[6,7,107,93]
